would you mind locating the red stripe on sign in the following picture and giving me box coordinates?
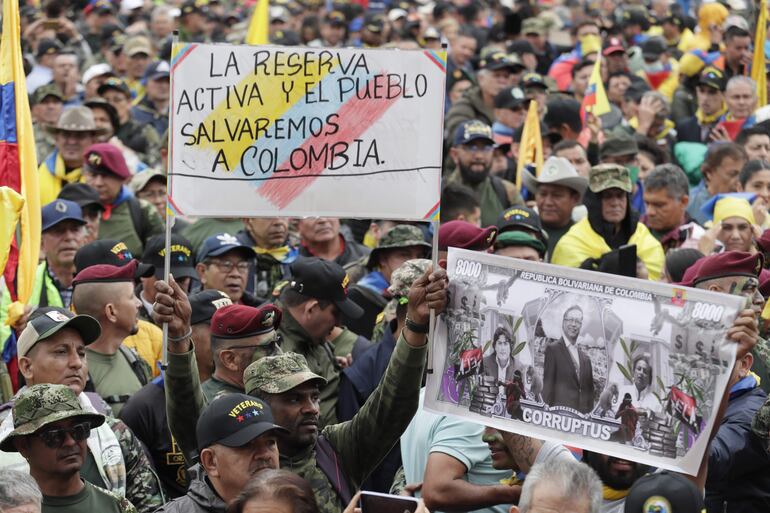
[423,51,445,72]
[171,44,198,73]
[258,78,400,209]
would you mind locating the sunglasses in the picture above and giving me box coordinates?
[37,422,92,449]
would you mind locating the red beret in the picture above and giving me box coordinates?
[84,143,131,180]
[759,269,770,297]
[692,251,764,286]
[73,259,139,286]
[439,221,497,252]
[677,258,704,288]
[758,229,770,254]
[211,304,282,340]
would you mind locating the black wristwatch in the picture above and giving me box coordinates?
[405,316,429,334]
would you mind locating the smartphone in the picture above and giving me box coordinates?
[43,18,60,30]
[359,491,419,513]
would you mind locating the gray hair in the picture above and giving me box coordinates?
[151,5,173,21]
[726,75,757,96]
[642,91,670,118]
[643,164,689,199]
[0,470,42,509]
[518,459,602,513]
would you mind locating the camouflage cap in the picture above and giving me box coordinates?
[387,258,432,298]
[589,164,632,194]
[244,352,327,396]
[0,383,105,452]
[752,382,770,449]
[367,225,431,269]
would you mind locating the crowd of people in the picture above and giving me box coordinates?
[4,0,770,511]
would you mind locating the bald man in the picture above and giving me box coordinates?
[71,260,152,415]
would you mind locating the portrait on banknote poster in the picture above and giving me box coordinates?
[424,248,746,475]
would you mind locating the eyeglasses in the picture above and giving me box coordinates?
[37,422,92,449]
[209,260,250,273]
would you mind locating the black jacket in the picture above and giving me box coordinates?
[154,464,226,513]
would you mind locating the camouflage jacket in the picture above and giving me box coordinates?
[165,332,427,513]
[278,307,341,428]
[200,376,243,402]
[154,464,227,513]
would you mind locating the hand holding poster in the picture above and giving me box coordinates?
[425,248,746,475]
[168,43,445,220]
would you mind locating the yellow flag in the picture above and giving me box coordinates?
[753,0,768,108]
[245,0,270,45]
[0,0,41,305]
[516,100,544,189]
[0,188,24,277]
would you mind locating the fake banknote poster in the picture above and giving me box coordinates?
[167,43,444,220]
[424,248,746,475]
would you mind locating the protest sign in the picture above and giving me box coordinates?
[424,248,745,475]
[167,43,445,220]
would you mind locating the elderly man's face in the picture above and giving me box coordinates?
[525,482,591,513]
[197,249,251,303]
[725,81,757,119]
[19,328,88,394]
[297,217,340,244]
[600,188,628,224]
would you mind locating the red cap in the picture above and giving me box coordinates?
[757,229,770,254]
[73,259,139,286]
[677,258,705,287]
[760,269,770,297]
[602,37,626,56]
[439,221,497,252]
[691,251,764,286]
[211,304,282,340]
[84,143,131,180]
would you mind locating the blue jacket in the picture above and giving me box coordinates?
[706,377,770,513]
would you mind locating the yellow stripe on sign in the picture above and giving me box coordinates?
[197,52,339,172]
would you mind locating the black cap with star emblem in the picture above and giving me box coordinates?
[75,239,155,278]
[289,257,363,319]
[141,234,197,280]
[196,393,288,453]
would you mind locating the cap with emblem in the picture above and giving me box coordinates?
[494,86,526,110]
[698,66,726,92]
[387,258,431,298]
[58,183,104,213]
[36,39,62,59]
[423,27,440,40]
[692,251,763,285]
[521,72,548,90]
[496,206,548,241]
[211,304,282,340]
[600,132,639,160]
[141,234,197,280]
[602,37,626,56]
[522,156,587,198]
[73,260,142,286]
[494,231,546,257]
[288,258,364,319]
[196,394,287,453]
[453,119,495,147]
[16,308,101,359]
[621,7,651,29]
[244,352,327,395]
[366,225,431,269]
[180,1,203,17]
[84,0,115,15]
[32,84,64,105]
[129,168,167,195]
[521,17,546,35]
[41,199,86,232]
[438,221,497,252]
[0,384,105,452]
[190,290,233,325]
[83,143,131,180]
[142,60,170,84]
[363,13,385,33]
[97,77,131,98]
[325,10,346,25]
[124,36,153,58]
[589,164,632,193]
[622,471,704,513]
[46,106,107,135]
[74,239,154,279]
[479,52,520,73]
[198,233,257,262]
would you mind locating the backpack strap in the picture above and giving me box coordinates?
[118,345,151,386]
[84,391,109,414]
[126,197,149,245]
[490,176,511,210]
[315,435,353,505]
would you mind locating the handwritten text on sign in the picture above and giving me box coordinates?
[169,44,446,219]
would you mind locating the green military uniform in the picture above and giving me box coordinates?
[164,331,426,513]
[98,196,163,257]
[31,84,62,161]
[182,218,246,254]
[278,307,341,428]
[200,376,243,402]
[447,169,523,228]
[0,384,137,513]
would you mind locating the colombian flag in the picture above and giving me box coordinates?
[1,0,42,382]
[752,0,768,108]
[580,55,612,125]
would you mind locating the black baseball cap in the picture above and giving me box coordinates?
[453,119,495,146]
[141,234,197,280]
[289,258,364,319]
[58,183,105,213]
[698,66,726,92]
[623,471,705,513]
[494,86,527,110]
[36,39,62,59]
[189,290,233,325]
[496,206,548,241]
[75,239,155,278]
[196,393,288,453]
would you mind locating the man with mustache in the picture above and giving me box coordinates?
[153,262,448,513]
[0,384,135,512]
[237,217,298,303]
[0,199,87,361]
[296,217,370,285]
[195,233,260,307]
[155,394,287,513]
[0,309,162,513]
[446,120,523,227]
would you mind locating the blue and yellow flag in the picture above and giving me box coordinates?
[0,0,41,309]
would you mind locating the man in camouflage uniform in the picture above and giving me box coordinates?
[151,262,449,513]
[344,225,431,339]
[0,307,163,513]
[0,383,137,512]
